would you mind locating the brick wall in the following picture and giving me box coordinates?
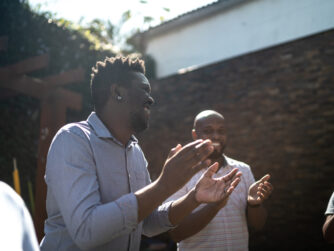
[138,29,334,250]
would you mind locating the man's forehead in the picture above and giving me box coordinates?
[195,113,225,129]
[129,72,150,89]
[131,72,149,83]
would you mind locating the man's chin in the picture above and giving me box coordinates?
[132,121,149,134]
[209,151,223,160]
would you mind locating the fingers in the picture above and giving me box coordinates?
[179,139,204,154]
[225,177,241,196]
[173,139,213,166]
[184,139,213,162]
[257,181,273,199]
[220,169,242,193]
[193,139,214,162]
[167,144,182,159]
[217,171,242,199]
[222,168,241,183]
[226,171,242,193]
[203,162,219,178]
[264,181,274,192]
[259,174,270,183]
[193,159,212,173]
[230,174,242,189]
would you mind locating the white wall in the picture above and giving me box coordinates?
[145,0,334,78]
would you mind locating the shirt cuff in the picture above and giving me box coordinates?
[158,200,176,228]
[115,193,138,231]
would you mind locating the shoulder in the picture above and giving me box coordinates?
[0,181,25,209]
[57,120,92,138]
[47,121,95,160]
[51,121,93,145]
[225,155,252,174]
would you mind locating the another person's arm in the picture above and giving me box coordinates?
[247,174,273,230]
[135,140,215,223]
[168,164,241,226]
[323,215,334,243]
[168,195,228,242]
[166,167,242,242]
[323,192,334,243]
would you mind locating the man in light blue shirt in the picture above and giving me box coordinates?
[0,181,39,251]
[40,57,241,250]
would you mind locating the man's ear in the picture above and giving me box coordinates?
[110,84,127,102]
[192,129,198,140]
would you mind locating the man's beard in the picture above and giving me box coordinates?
[209,149,222,160]
[208,144,226,160]
[130,110,149,134]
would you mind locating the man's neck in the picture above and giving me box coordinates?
[211,155,226,172]
[97,110,133,146]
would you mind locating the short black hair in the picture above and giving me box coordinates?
[90,56,145,111]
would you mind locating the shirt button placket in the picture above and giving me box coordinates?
[126,147,135,192]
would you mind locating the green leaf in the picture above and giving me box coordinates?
[143,16,154,23]
[121,10,131,23]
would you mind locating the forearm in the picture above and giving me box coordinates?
[135,177,172,223]
[323,215,334,243]
[135,140,213,223]
[169,200,225,242]
[168,189,200,226]
[247,204,267,230]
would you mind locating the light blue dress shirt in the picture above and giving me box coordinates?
[0,181,40,251]
[40,112,173,251]
[325,192,334,215]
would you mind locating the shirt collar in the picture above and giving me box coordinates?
[222,154,231,168]
[87,112,138,147]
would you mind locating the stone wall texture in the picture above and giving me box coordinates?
[138,29,334,250]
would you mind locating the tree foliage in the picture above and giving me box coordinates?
[0,0,161,210]
[0,0,116,209]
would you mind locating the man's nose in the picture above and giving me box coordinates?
[212,131,220,139]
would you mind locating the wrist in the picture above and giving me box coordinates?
[210,199,228,210]
[247,201,262,208]
[154,176,173,199]
[190,188,203,206]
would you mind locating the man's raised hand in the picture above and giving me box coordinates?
[159,139,214,193]
[194,164,242,204]
[247,174,273,206]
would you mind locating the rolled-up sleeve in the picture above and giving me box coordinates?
[46,128,138,249]
[142,200,174,237]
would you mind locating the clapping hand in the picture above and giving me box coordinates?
[194,163,242,204]
[247,174,273,206]
[160,140,214,193]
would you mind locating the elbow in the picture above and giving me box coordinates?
[323,234,334,243]
[168,230,183,243]
[323,227,334,243]
[73,235,99,250]
[142,230,156,238]
[323,215,334,243]
[71,225,101,250]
